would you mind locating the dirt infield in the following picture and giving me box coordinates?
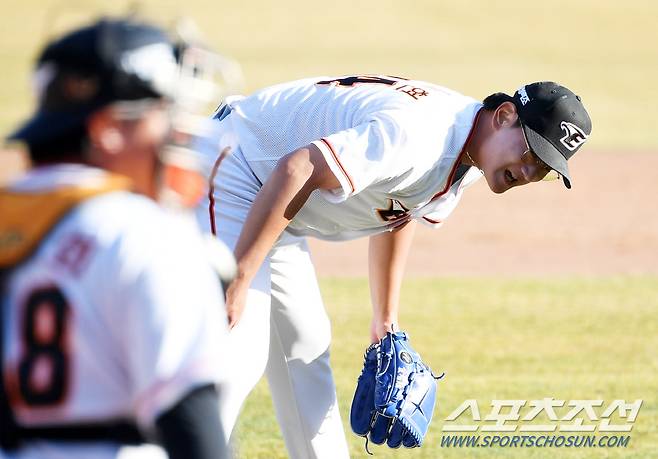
[2,149,655,277]
[309,151,658,276]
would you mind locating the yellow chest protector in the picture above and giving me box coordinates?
[0,174,131,268]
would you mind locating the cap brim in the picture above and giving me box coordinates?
[522,124,572,189]
[7,109,91,148]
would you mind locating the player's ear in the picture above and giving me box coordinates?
[87,108,125,155]
[493,101,520,129]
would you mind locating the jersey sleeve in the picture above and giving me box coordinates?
[112,212,227,429]
[311,110,413,203]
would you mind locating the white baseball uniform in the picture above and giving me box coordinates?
[198,75,483,458]
[1,164,228,459]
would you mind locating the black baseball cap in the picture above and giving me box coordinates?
[513,82,592,189]
[7,18,178,153]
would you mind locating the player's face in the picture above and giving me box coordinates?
[479,109,552,194]
[88,100,170,197]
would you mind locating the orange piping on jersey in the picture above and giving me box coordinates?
[207,147,232,236]
[320,138,356,194]
[428,107,483,203]
[422,216,442,225]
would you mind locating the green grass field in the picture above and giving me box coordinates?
[235,277,658,458]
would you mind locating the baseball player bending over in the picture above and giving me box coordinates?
[1,18,235,459]
[199,75,592,457]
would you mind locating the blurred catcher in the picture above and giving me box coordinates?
[0,16,239,459]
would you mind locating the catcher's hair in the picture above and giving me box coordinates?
[28,127,88,164]
[483,92,521,126]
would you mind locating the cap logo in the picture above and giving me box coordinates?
[559,121,588,151]
[517,86,530,106]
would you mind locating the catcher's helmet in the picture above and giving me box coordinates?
[7,18,179,157]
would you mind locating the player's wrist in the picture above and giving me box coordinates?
[370,317,398,342]
[225,268,251,302]
[233,262,257,286]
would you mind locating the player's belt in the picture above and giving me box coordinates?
[0,419,149,450]
[213,103,232,122]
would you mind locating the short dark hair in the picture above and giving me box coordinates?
[483,92,514,110]
[29,127,88,164]
[482,92,521,126]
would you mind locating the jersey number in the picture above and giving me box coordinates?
[316,75,400,87]
[316,75,429,100]
[18,287,70,406]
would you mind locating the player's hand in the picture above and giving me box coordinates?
[351,331,440,449]
[224,277,248,329]
[370,318,396,344]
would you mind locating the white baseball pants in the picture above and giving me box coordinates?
[197,130,350,459]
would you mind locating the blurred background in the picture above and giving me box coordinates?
[2,0,657,147]
[2,1,656,457]
[2,0,657,276]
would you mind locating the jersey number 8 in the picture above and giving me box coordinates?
[18,287,70,406]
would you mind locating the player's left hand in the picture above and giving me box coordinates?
[350,330,442,450]
[370,318,395,344]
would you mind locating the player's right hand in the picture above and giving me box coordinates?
[224,277,248,329]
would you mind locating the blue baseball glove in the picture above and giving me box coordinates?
[350,331,442,450]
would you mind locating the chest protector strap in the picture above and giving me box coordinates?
[0,174,131,268]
